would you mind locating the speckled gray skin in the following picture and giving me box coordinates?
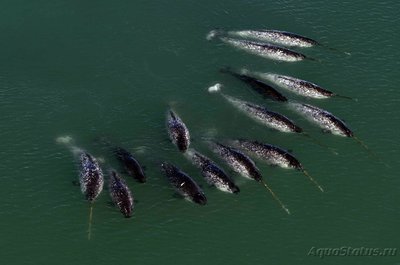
[109,170,134,218]
[79,152,104,202]
[220,37,307,62]
[186,149,239,194]
[232,139,303,170]
[288,102,353,137]
[259,73,334,99]
[228,29,318,48]
[166,110,190,152]
[222,94,302,133]
[209,141,262,182]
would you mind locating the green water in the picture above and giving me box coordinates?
[1,1,399,264]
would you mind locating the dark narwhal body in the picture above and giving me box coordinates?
[109,170,134,218]
[185,149,239,194]
[79,151,104,201]
[115,147,146,183]
[209,141,263,181]
[166,110,190,152]
[161,162,207,205]
[221,68,287,102]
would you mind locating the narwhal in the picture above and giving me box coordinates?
[185,148,240,194]
[161,162,207,205]
[288,102,372,155]
[114,147,146,183]
[232,139,324,192]
[246,70,353,100]
[56,136,104,240]
[166,109,191,152]
[227,29,318,48]
[207,30,309,62]
[108,169,134,218]
[209,85,301,133]
[220,67,288,102]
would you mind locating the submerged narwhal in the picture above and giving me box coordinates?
[220,67,288,102]
[114,147,146,183]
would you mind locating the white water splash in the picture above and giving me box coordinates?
[56,135,73,145]
[206,30,220,40]
[207,83,222,93]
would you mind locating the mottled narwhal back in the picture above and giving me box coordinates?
[166,109,190,152]
[288,102,353,137]
[161,162,207,205]
[79,152,104,201]
[232,139,303,170]
[56,136,104,201]
[209,141,263,182]
[252,71,334,99]
[227,29,319,48]
[109,170,134,218]
[185,149,240,194]
[219,36,307,62]
[220,93,302,133]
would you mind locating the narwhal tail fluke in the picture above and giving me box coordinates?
[87,202,94,240]
[260,179,290,215]
[302,170,324,192]
[302,133,338,155]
